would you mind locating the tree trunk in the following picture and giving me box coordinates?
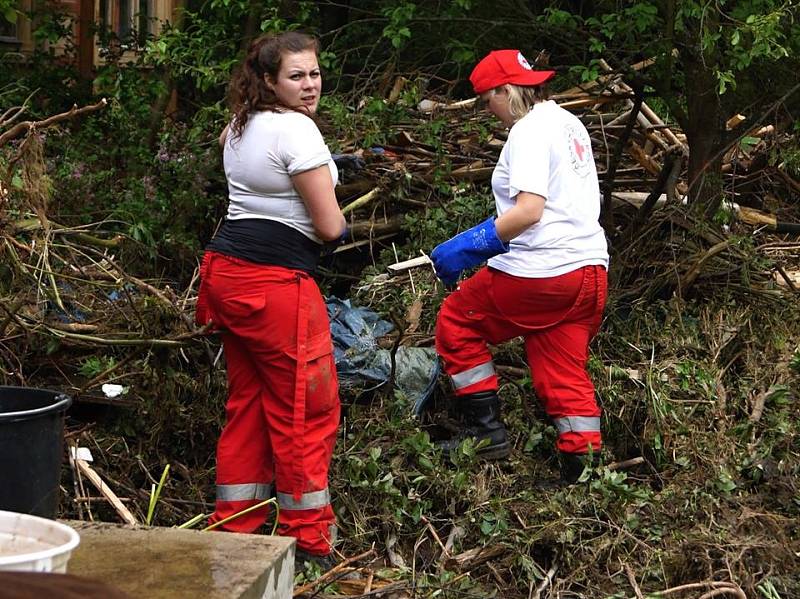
[681,11,725,218]
[683,54,724,217]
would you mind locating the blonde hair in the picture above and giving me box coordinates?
[505,83,549,122]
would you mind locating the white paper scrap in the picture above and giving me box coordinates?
[101,383,126,398]
[69,446,94,462]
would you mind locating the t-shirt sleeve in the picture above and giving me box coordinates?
[278,113,332,175]
[506,121,550,200]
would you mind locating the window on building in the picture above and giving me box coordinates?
[98,0,155,51]
[0,14,19,42]
[0,3,32,53]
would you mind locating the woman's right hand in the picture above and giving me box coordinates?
[218,124,230,149]
[291,165,346,241]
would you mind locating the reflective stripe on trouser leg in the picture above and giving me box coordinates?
[217,483,273,502]
[553,416,601,436]
[213,483,274,530]
[277,488,330,510]
[277,487,336,555]
[553,415,602,455]
[450,361,496,391]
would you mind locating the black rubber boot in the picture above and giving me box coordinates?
[438,390,511,460]
[294,548,337,575]
[559,452,600,484]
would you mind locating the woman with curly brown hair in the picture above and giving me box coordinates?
[195,31,344,567]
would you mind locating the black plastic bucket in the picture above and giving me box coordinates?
[0,386,72,518]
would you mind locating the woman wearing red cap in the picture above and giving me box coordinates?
[432,49,609,483]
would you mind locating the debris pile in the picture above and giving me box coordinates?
[2,64,799,597]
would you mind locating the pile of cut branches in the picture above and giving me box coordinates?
[2,65,799,598]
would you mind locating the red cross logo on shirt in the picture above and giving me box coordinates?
[573,137,586,162]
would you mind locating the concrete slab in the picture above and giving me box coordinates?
[65,521,294,599]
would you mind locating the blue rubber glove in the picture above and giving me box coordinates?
[430,217,509,286]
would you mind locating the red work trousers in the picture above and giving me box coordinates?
[196,251,339,555]
[435,265,607,455]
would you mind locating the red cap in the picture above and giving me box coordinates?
[469,49,556,94]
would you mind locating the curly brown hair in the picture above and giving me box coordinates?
[228,32,320,140]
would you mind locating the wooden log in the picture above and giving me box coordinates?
[443,544,505,572]
[726,114,746,130]
[342,187,380,215]
[348,216,403,238]
[628,141,662,176]
[336,180,374,200]
[736,205,777,228]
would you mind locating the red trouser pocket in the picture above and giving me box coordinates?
[195,252,214,327]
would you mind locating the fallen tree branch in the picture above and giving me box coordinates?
[602,79,644,229]
[532,563,558,599]
[656,580,746,599]
[0,98,108,146]
[678,238,736,294]
[342,187,381,215]
[293,548,376,597]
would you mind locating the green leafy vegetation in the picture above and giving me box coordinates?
[1,1,799,596]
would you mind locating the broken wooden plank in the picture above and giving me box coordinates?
[73,458,139,525]
[418,97,477,112]
[726,114,747,130]
[387,255,432,274]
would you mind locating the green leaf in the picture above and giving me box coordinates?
[739,136,760,153]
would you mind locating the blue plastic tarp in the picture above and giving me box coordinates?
[326,297,439,415]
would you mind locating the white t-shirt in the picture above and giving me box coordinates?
[487,100,609,277]
[223,110,338,243]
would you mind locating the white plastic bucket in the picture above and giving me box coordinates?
[0,510,80,573]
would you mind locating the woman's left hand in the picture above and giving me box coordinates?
[430,217,509,286]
